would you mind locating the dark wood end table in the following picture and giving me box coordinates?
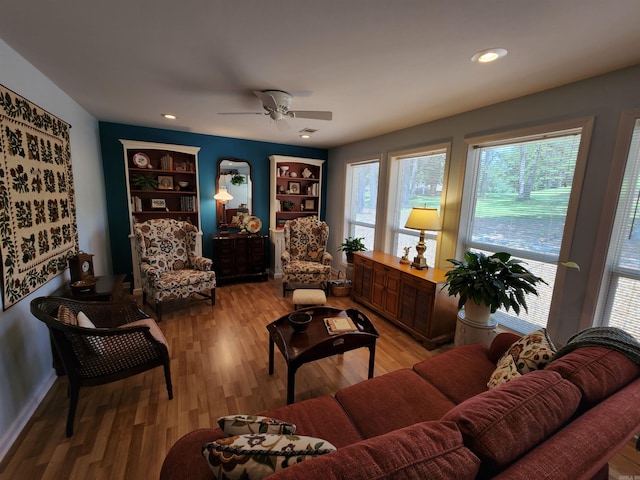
[267,306,379,404]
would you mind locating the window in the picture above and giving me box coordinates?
[344,160,380,257]
[387,146,449,266]
[462,121,591,332]
[598,116,640,339]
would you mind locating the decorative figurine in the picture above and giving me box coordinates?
[400,246,411,264]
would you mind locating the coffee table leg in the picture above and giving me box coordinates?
[367,342,376,379]
[269,337,275,375]
[287,366,297,404]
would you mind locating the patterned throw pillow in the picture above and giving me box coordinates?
[202,434,336,480]
[57,305,78,326]
[487,328,556,389]
[217,415,296,436]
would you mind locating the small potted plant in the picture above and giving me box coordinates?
[338,237,367,263]
[230,173,246,186]
[442,251,546,324]
[131,174,158,191]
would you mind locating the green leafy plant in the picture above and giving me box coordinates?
[131,174,158,190]
[338,237,367,263]
[282,200,295,211]
[230,174,246,186]
[443,251,546,315]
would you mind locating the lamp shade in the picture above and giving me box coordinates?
[405,207,440,231]
[214,187,233,202]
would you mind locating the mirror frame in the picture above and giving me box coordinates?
[216,158,253,230]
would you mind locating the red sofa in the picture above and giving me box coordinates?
[160,333,640,479]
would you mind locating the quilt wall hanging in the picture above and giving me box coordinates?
[0,84,78,309]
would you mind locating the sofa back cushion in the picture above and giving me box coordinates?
[266,420,480,480]
[441,370,581,478]
[545,346,640,409]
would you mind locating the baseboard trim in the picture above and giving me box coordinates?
[0,369,56,463]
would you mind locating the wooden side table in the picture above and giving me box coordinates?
[52,274,127,302]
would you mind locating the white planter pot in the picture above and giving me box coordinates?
[463,300,492,325]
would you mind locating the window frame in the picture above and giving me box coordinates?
[460,117,594,333]
[342,156,382,264]
[385,143,451,264]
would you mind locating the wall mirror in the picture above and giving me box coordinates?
[216,158,253,229]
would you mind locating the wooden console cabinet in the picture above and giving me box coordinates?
[212,233,268,285]
[352,251,458,350]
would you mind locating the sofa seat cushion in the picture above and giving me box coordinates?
[267,420,480,480]
[545,346,640,409]
[441,370,582,478]
[413,343,497,404]
[335,369,455,439]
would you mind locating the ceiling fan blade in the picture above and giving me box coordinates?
[218,112,266,115]
[289,110,333,121]
[253,90,279,110]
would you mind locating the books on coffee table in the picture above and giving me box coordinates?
[324,316,357,335]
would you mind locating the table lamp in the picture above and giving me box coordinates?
[404,207,441,269]
[214,187,234,234]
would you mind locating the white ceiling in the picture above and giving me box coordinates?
[1,0,640,149]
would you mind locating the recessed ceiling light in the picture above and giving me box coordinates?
[161,113,177,120]
[471,48,508,64]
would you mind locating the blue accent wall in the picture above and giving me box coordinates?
[99,122,328,276]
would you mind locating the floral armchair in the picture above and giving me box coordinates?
[281,217,333,296]
[134,218,216,321]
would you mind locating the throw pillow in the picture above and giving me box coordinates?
[487,328,556,388]
[217,415,296,436]
[202,434,336,480]
[57,305,78,326]
[77,311,105,355]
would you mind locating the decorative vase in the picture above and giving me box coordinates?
[463,300,492,325]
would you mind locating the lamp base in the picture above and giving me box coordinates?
[411,256,429,270]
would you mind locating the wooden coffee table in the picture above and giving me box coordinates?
[267,306,379,404]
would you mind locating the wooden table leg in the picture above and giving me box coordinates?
[287,366,297,404]
[367,342,376,379]
[269,337,275,375]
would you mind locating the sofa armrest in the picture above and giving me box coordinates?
[487,332,521,364]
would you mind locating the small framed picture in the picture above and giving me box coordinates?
[151,198,167,209]
[288,181,301,194]
[157,175,174,190]
[304,199,315,210]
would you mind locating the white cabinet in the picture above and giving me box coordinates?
[120,140,203,292]
[268,155,324,277]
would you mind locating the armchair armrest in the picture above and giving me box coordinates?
[281,250,291,267]
[189,255,213,271]
[140,263,162,282]
[66,299,149,328]
[321,252,333,264]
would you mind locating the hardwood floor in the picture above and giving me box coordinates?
[0,278,638,479]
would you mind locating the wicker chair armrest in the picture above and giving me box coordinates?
[189,255,212,271]
[321,252,333,264]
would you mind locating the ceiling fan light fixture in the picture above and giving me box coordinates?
[471,48,508,64]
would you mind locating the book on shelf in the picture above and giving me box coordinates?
[324,316,357,335]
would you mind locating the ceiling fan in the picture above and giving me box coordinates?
[219,90,332,122]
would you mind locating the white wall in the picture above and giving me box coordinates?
[326,65,640,345]
[0,39,110,460]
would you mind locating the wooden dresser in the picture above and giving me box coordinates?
[212,233,268,285]
[351,251,458,349]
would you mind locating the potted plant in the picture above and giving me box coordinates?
[443,251,546,324]
[338,237,367,263]
[230,173,246,186]
[131,174,158,191]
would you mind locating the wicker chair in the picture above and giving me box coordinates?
[30,296,173,437]
[281,217,333,296]
[133,218,216,321]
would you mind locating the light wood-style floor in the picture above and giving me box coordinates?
[0,278,638,479]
